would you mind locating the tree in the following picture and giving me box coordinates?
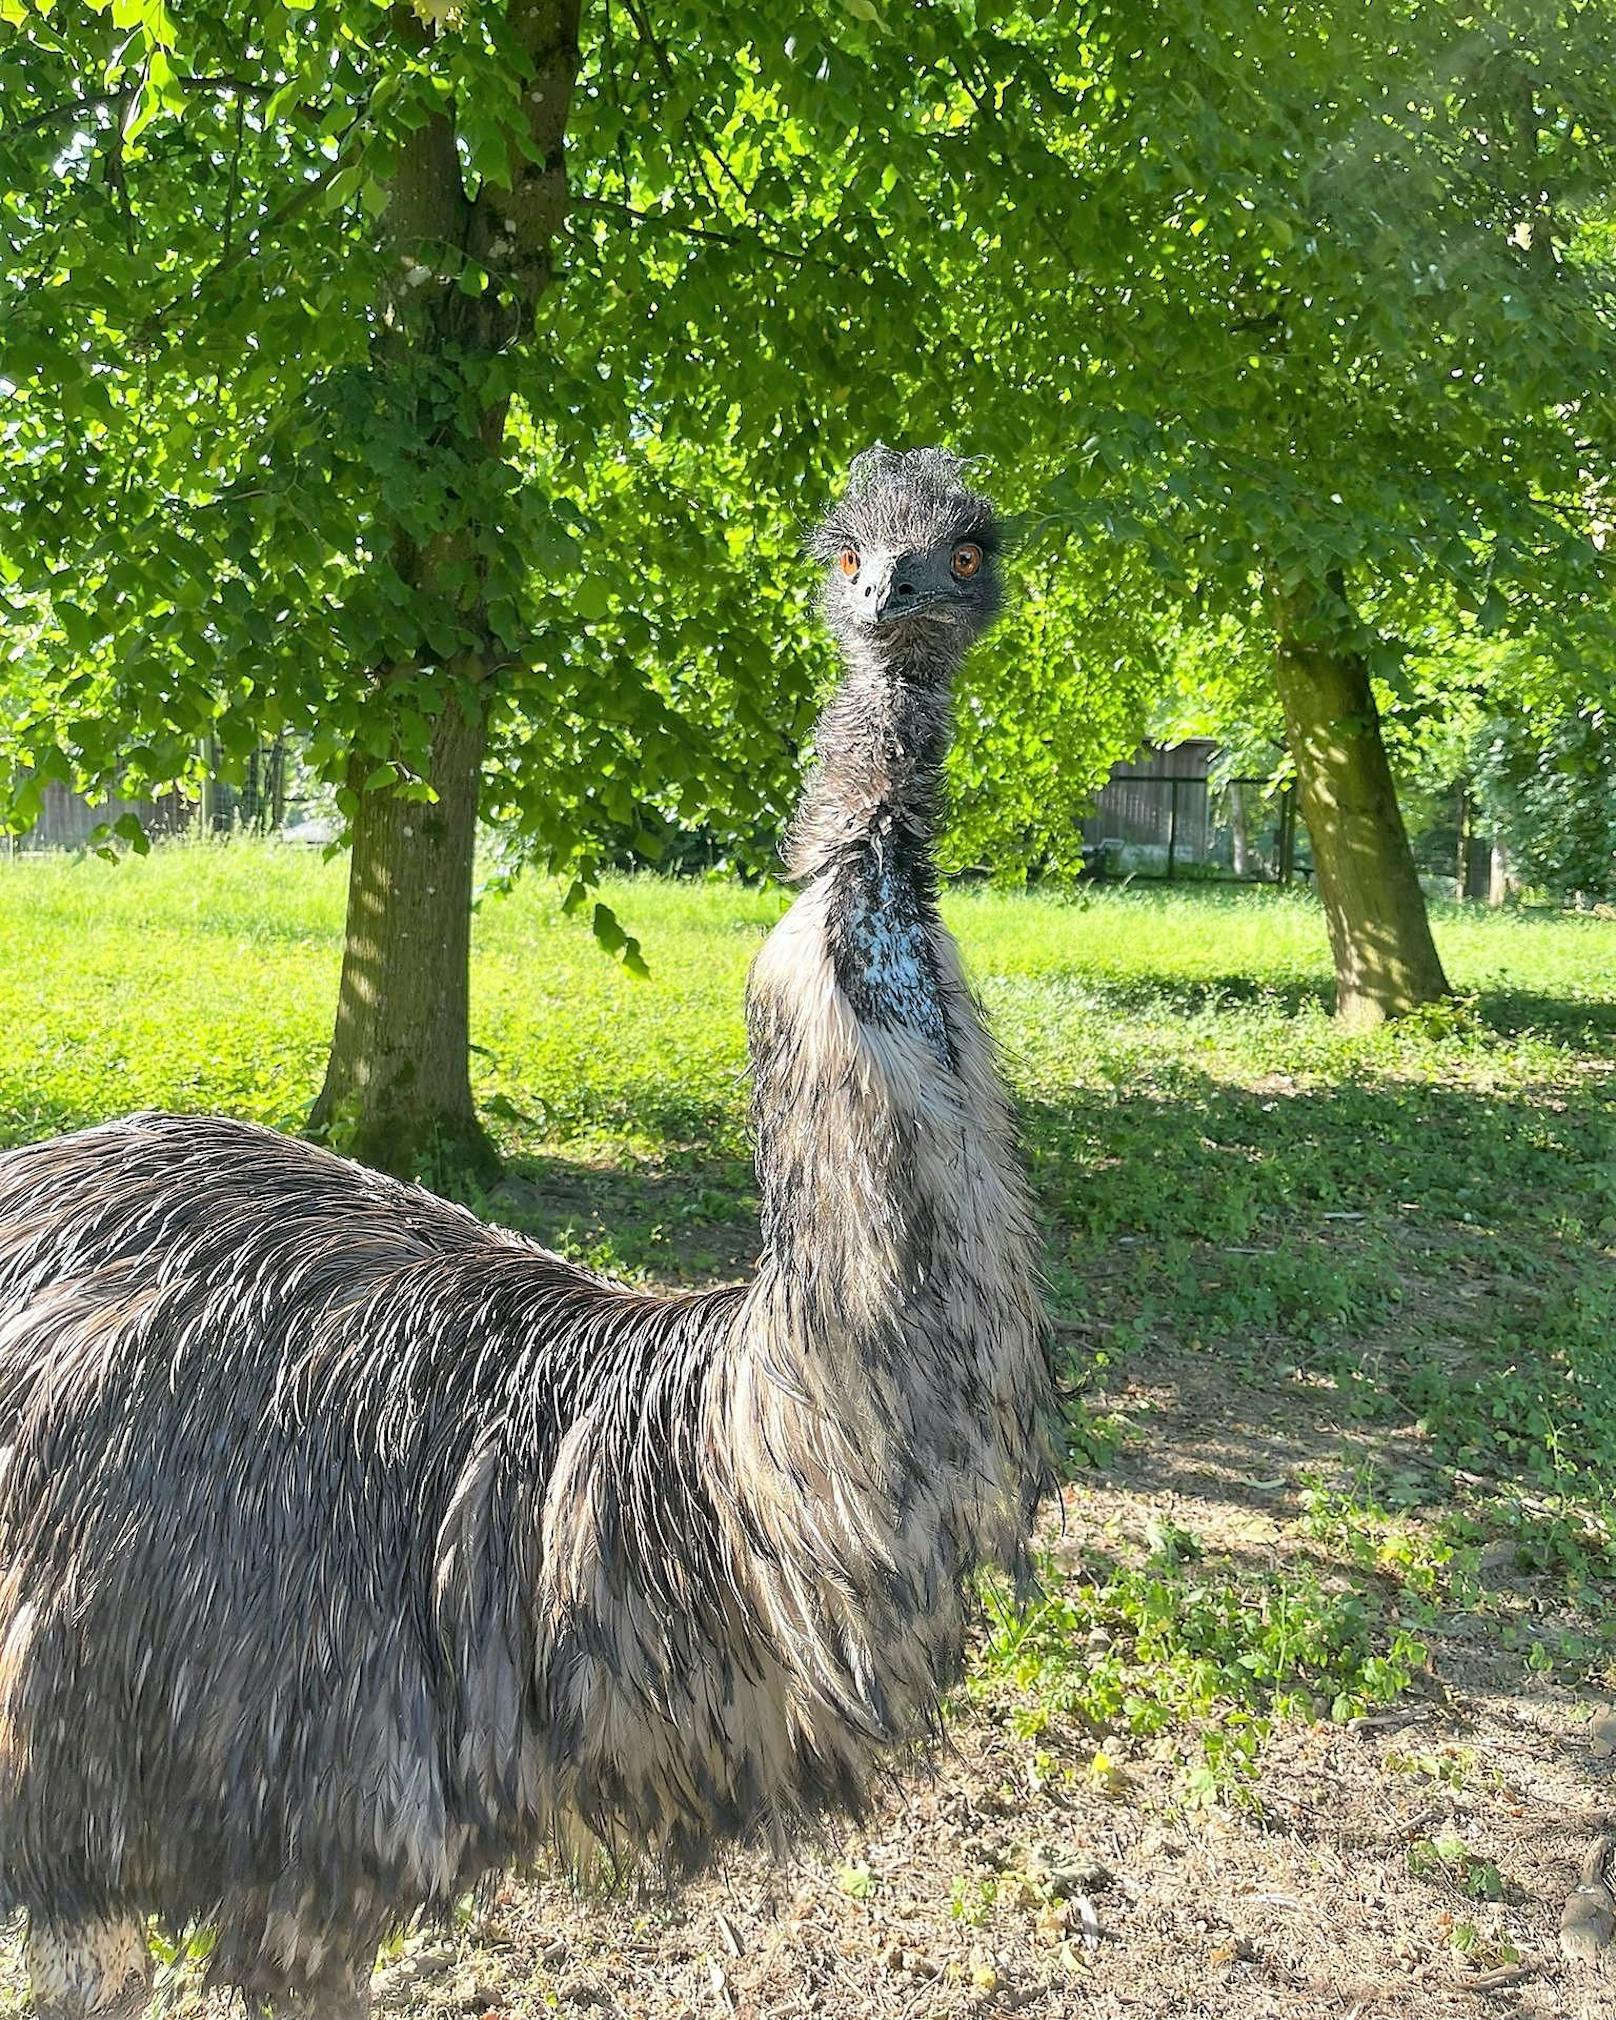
[0,1,875,1172]
[2,0,594,1173]
[298,0,584,1178]
[1472,700,1616,903]
[1268,575,1450,1022]
[1393,634,1616,905]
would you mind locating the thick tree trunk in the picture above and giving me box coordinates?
[1267,575,1451,1029]
[309,0,580,1177]
[310,699,495,1178]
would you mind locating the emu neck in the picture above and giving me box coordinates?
[727,621,1047,1729]
[785,638,957,887]
[752,632,971,1291]
[783,647,956,1072]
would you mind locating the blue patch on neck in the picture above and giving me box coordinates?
[833,858,952,1066]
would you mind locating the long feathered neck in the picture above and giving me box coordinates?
[782,633,957,890]
[530,616,1050,1876]
[705,624,1050,1755]
[751,621,1008,1347]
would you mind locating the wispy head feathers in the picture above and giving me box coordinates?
[807,445,1000,565]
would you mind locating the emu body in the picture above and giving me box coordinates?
[0,448,1052,2016]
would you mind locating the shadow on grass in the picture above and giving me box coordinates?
[1038,971,1332,1018]
[483,1148,759,1283]
[1470,986,1616,1044]
[1024,1062,1614,1254]
[1024,1062,1614,1498]
[1018,969,1616,1042]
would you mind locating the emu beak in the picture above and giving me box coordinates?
[859,559,899,625]
[866,555,925,625]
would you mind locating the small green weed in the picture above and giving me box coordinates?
[1408,1835,1507,1903]
[980,1539,1428,1802]
[949,1876,998,1926]
[1297,1470,1475,1604]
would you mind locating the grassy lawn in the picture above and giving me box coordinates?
[3,843,1616,2011]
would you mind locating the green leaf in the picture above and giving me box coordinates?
[574,576,611,622]
[324,166,363,211]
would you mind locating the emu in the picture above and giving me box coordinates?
[0,447,1052,2018]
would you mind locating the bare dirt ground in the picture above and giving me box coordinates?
[7,1342,1595,2020]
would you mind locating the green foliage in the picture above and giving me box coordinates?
[1408,1835,1508,1904]
[9,0,1612,929]
[1473,701,1616,902]
[981,1548,1428,1731]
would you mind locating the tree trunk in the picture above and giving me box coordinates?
[310,699,494,1178]
[309,0,580,1178]
[1456,781,1495,901]
[1277,785,1297,885]
[1267,574,1451,1029]
[1489,838,1512,908]
[269,736,287,831]
[1228,782,1251,878]
[1456,782,1472,898]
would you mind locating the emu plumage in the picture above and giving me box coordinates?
[0,447,1052,2018]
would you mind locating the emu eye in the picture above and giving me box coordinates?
[837,549,860,577]
[950,542,984,580]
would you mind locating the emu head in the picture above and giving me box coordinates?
[809,446,1002,670]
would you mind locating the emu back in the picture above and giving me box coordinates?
[0,1115,751,1991]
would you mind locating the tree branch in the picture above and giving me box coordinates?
[614,0,776,247]
[573,192,822,268]
[8,73,279,141]
[221,91,248,251]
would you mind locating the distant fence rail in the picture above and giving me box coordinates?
[5,781,189,853]
[7,741,287,852]
[1082,746,1307,883]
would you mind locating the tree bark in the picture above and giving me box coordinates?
[310,699,493,1178]
[311,0,581,1178]
[1228,782,1251,878]
[1488,839,1512,908]
[1267,574,1452,1029]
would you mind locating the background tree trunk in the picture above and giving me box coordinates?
[311,0,580,1178]
[1267,574,1451,1029]
[1457,781,1494,901]
[310,700,493,1178]
[1489,839,1512,908]
[1456,781,1473,898]
[1228,782,1251,878]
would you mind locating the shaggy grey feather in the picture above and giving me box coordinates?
[0,446,1053,2018]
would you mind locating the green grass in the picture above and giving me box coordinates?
[4,843,1616,1797]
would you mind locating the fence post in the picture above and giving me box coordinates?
[1278,786,1297,885]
